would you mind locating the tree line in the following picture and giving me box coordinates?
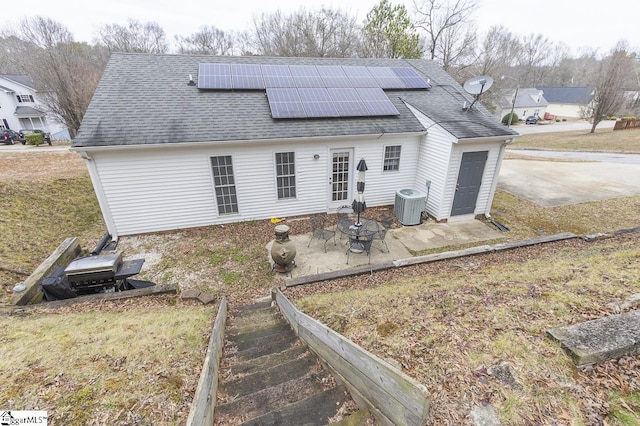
[0,0,637,137]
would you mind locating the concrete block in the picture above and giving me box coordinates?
[546,310,640,366]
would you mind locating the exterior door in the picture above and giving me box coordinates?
[329,149,352,208]
[451,151,488,216]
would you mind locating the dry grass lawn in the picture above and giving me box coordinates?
[511,127,640,153]
[1,298,215,425]
[289,233,640,424]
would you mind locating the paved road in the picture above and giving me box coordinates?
[0,143,70,153]
[510,119,615,135]
[508,149,640,165]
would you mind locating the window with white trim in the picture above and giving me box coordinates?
[383,145,401,172]
[210,156,238,215]
[275,152,296,199]
[17,94,34,103]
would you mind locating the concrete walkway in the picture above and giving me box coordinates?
[268,219,504,278]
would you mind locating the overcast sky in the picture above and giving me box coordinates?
[5,0,638,55]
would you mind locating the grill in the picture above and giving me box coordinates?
[64,253,144,295]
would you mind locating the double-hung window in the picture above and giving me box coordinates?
[383,145,401,172]
[210,156,238,215]
[275,152,296,199]
[17,94,34,103]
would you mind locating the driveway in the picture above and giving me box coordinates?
[499,151,640,207]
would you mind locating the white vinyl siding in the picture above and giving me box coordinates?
[86,134,423,238]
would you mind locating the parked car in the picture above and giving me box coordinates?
[1,129,20,145]
[18,129,52,145]
[525,115,539,125]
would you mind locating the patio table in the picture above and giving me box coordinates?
[337,217,379,253]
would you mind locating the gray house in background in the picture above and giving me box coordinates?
[497,87,548,122]
[72,53,517,240]
[536,87,594,119]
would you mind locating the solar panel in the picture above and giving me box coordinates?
[327,88,369,117]
[266,88,307,118]
[261,65,295,88]
[198,63,232,89]
[391,67,431,89]
[368,67,405,89]
[298,88,339,117]
[289,65,324,88]
[356,88,400,116]
[231,64,264,89]
[342,66,379,88]
[317,66,352,88]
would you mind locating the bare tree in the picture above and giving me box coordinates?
[516,33,553,86]
[474,25,520,76]
[11,17,107,138]
[361,0,423,59]
[251,8,361,57]
[412,0,478,68]
[175,26,235,55]
[583,41,637,133]
[96,19,168,53]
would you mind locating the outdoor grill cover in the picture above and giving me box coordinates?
[41,266,77,301]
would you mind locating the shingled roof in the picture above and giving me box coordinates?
[72,53,516,148]
[537,87,593,104]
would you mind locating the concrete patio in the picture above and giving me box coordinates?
[267,219,505,279]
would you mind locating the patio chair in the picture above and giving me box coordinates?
[307,215,336,252]
[364,220,389,253]
[346,234,373,264]
[336,205,354,239]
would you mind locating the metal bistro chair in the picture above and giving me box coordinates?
[336,205,354,239]
[307,215,336,253]
[364,220,389,253]
[346,234,373,264]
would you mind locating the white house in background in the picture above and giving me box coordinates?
[536,87,594,119]
[71,53,518,240]
[497,87,548,122]
[0,74,68,139]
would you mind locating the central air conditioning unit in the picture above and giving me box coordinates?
[394,188,427,225]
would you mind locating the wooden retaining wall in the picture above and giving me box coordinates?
[11,237,81,306]
[613,119,640,130]
[274,288,430,426]
[186,296,228,426]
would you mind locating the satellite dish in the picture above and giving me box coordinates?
[462,75,494,111]
[463,76,494,95]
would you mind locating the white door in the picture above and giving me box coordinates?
[329,148,353,209]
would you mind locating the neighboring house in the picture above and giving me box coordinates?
[497,87,548,122]
[0,74,67,138]
[71,53,518,240]
[536,87,594,119]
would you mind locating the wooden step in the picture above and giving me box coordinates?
[231,328,298,361]
[219,353,319,399]
[216,369,332,422]
[228,322,292,351]
[223,343,308,376]
[238,385,350,426]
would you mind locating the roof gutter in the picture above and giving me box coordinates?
[69,130,428,152]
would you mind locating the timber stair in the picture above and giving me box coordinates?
[215,300,367,425]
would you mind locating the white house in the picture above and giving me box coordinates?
[0,74,68,138]
[71,53,518,240]
[497,87,548,122]
[536,87,594,119]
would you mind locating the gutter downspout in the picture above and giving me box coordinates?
[484,137,516,218]
[78,150,119,241]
